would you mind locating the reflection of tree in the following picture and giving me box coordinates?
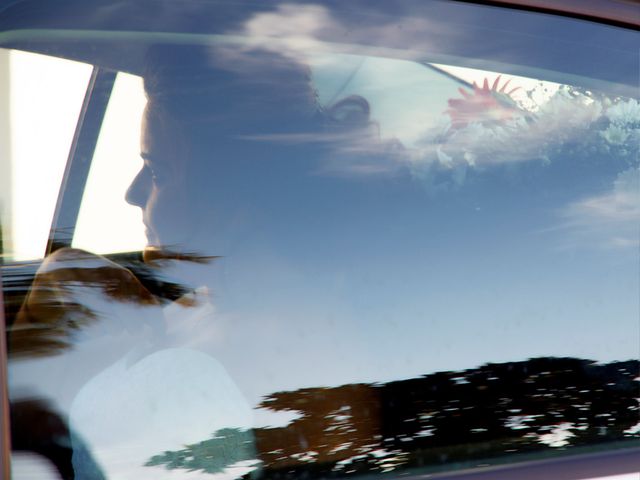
[146,428,257,474]
[6,247,207,358]
[145,357,639,479]
[256,383,385,472]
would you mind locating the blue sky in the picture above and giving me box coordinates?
[169,89,639,405]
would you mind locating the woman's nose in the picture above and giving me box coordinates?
[125,168,150,207]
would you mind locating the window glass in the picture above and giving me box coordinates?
[73,71,147,254]
[3,2,639,480]
[0,49,91,261]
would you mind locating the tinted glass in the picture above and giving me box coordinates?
[2,1,638,479]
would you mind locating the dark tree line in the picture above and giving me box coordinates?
[146,357,640,479]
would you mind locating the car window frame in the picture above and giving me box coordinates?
[0,58,115,478]
[459,0,640,30]
[46,67,116,255]
[0,1,638,478]
[0,272,9,479]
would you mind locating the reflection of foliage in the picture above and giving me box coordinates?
[256,357,640,478]
[256,383,384,472]
[145,427,258,474]
[417,86,639,193]
[146,357,639,479]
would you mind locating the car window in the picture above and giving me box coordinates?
[0,47,92,479]
[1,1,638,479]
[72,71,147,254]
[0,48,92,261]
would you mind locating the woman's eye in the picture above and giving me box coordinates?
[144,163,165,183]
[152,168,170,184]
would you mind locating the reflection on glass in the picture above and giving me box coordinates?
[146,357,639,477]
[0,49,91,261]
[4,3,639,479]
[73,72,148,255]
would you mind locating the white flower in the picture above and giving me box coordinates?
[606,99,640,126]
[601,124,630,145]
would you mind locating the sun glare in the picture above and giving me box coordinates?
[5,50,91,261]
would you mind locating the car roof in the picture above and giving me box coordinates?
[0,0,637,96]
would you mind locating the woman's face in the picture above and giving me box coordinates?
[126,103,192,252]
[126,93,323,260]
[126,101,257,260]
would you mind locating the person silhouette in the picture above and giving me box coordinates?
[71,44,327,479]
[12,41,384,480]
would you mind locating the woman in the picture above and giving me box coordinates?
[12,41,384,479]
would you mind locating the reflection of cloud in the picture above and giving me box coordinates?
[242,4,332,60]
[605,98,640,126]
[560,168,640,249]
[234,3,446,65]
[209,4,335,77]
[222,5,634,190]
[431,87,603,168]
[406,87,639,193]
[238,123,407,178]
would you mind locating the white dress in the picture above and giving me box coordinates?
[69,295,258,480]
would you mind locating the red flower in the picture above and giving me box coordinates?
[446,75,521,130]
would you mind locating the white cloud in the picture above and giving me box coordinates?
[233,3,448,65]
[560,167,640,250]
[214,6,635,191]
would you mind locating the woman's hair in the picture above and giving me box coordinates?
[143,44,322,136]
[142,43,397,169]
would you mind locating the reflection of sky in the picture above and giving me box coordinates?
[155,84,638,407]
[203,155,638,406]
[6,5,639,475]
[14,53,637,413]
[312,55,464,145]
[171,34,638,405]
